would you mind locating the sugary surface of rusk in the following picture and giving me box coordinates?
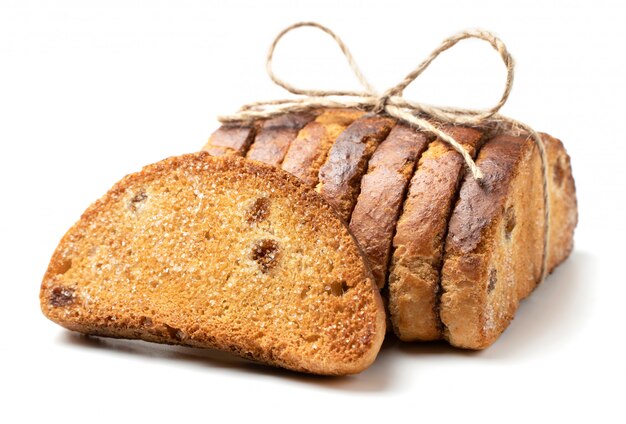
[317,115,396,221]
[202,124,257,157]
[246,112,316,166]
[388,126,484,341]
[282,109,364,187]
[40,153,386,375]
[349,124,432,288]
[440,132,576,349]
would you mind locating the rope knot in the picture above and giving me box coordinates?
[372,94,390,115]
[218,21,516,184]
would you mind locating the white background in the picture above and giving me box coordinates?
[1,1,623,422]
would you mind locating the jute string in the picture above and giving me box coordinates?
[218,21,550,282]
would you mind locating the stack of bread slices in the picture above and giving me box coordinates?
[203,109,577,348]
[40,108,576,375]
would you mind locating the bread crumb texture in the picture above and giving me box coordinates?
[40,153,385,375]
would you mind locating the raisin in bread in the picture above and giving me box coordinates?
[40,153,386,375]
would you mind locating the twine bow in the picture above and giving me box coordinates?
[218,22,550,281]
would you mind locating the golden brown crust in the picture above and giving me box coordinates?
[387,126,485,341]
[282,109,364,187]
[317,115,396,221]
[349,124,432,288]
[246,112,317,166]
[40,153,385,375]
[202,124,257,156]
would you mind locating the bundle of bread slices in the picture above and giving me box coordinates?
[40,108,577,375]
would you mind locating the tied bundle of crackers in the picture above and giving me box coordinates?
[41,22,577,375]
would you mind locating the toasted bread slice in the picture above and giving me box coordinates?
[40,153,386,375]
[439,132,576,349]
[282,109,364,187]
[388,126,485,341]
[542,133,577,275]
[246,112,316,166]
[202,123,257,156]
[349,124,432,288]
[317,116,396,221]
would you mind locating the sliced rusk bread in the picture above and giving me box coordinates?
[40,153,386,375]
[439,132,576,349]
[388,126,486,341]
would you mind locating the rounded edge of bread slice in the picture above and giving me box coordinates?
[40,152,386,375]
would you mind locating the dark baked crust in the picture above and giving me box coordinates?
[282,109,364,187]
[349,124,432,288]
[317,115,395,221]
[444,135,528,254]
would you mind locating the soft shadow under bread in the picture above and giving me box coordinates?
[60,332,398,392]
